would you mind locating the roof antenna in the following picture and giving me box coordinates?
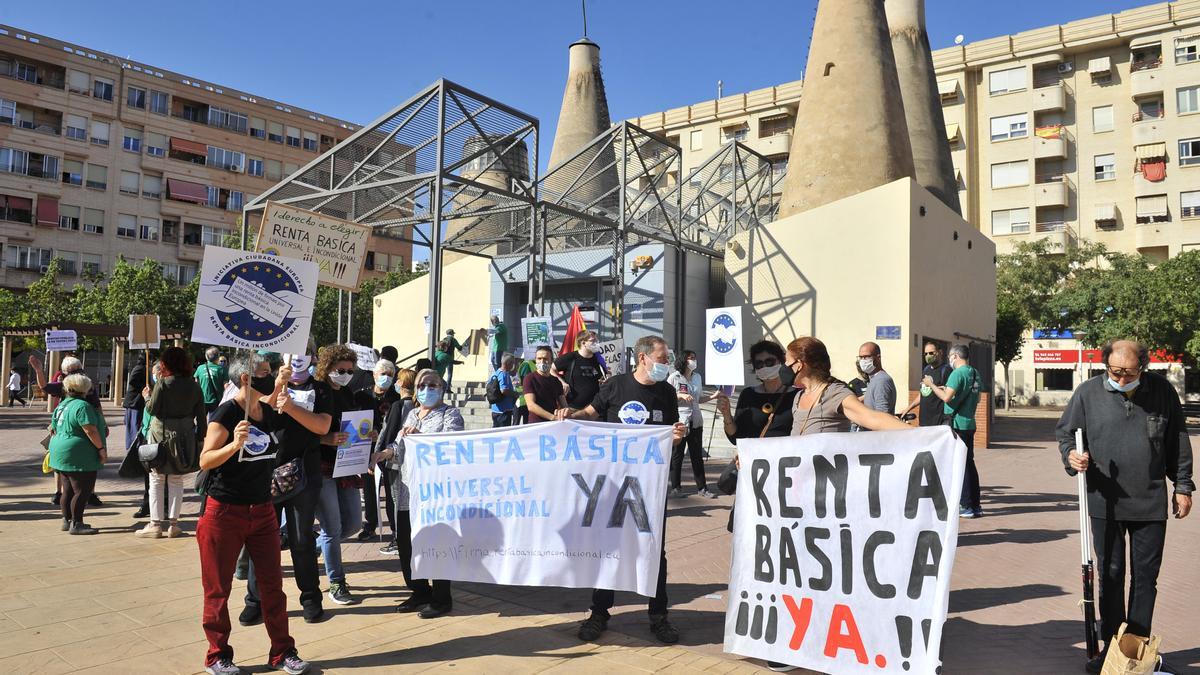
[582,0,588,37]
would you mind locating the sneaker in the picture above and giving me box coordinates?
[205,658,242,675]
[328,582,354,605]
[237,604,262,627]
[356,528,375,541]
[87,493,102,506]
[166,523,184,538]
[649,614,679,644]
[69,522,98,535]
[379,542,398,555]
[269,649,310,675]
[697,488,719,499]
[1084,654,1104,674]
[133,505,150,519]
[135,522,163,539]
[668,487,684,498]
[766,662,797,672]
[61,518,71,532]
[51,493,61,506]
[396,595,430,613]
[577,612,608,641]
[302,604,325,624]
[972,508,984,518]
[959,506,979,519]
[418,603,451,619]
[234,565,248,581]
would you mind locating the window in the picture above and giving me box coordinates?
[1182,191,1200,218]
[81,253,101,276]
[58,204,80,230]
[265,159,282,181]
[991,207,1031,235]
[4,245,51,271]
[1175,36,1200,64]
[1180,137,1200,166]
[206,185,220,208]
[1177,86,1200,116]
[285,126,301,147]
[758,114,791,138]
[208,106,248,133]
[0,98,15,125]
[0,147,27,175]
[55,251,77,276]
[1092,105,1114,133]
[1136,194,1169,223]
[178,264,197,285]
[13,62,37,84]
[989,66,1027,95]
[143,173,162,199]
[89,120,110,146]
[92,77,113,102]
[145,131,167,157]
[66,69,89,94]
[721,124,749,143]
[1094,153,1116,181]
[268,121,284,143]
[149,90,169,115]
[206,146,244,172]
[119,170,139,195]
[302,130,318,152]
[250,117,266,139]
[162,219,179,243]
[990,113,1028,141]
[201,225,232,247]
[1136,97,1164,121]
[82,208,104,234]
[689,129,703,151]
[65,114,87,141]
[991,160,1030,188]
[247,157,263,177]
[127,86,146,109]
[61,159,83,186]
[283,162,299,176]
[1036,369,1075,391]
[85,164,107,190]
[139,217,158,241]
[117,213,137,238]
[0,194,32,223]
[227,191,243,211]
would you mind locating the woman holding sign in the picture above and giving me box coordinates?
[784,337,912,435]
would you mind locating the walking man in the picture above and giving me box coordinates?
[7,367,27,407]
[923,344,982,517]
[1055,340,1193,674]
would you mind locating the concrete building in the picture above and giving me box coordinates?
[0,24,411,296]
[627,0,1200,405]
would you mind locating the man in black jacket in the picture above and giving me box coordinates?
[123,355,150,518]
[1055,340,1193,673]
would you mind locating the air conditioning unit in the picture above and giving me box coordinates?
[39,265,49,274]
[1057,62,1074,74]
[227,164,241,171]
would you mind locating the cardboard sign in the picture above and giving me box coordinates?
[128,314,161,350]
[256,201,371,292]
[45,330,77,352]
[348,342,378,370]
[596,339,625,376]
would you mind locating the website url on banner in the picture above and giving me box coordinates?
[420,545,621,562]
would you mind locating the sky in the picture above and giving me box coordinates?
[2,0,1156,170]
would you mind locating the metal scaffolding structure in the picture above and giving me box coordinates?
[243,79,779,354]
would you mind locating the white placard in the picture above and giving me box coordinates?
[596,339,625,376]
[725,427,966,674]
[409,420,673,596]
[332,409,374,478]
[705,305,745,386]
[192,246,318,355]
[521,316,555,349]
[256,201,372,291]
[348,343,378,371]
[45,330,78,352]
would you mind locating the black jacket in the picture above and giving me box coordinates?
[122,360,147,410]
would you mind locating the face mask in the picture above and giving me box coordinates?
[536,362,552,374]
[289,356,312,384]
[924,354,937,365]
[858,358,877,375]
[376,375,394,390]
[1108,378,1139,393]
[329,372,354,387]
[251,375,275,395]
[755,366,779,382]
[393,381,407,395]
[580,342,597,356]
[686,359,698,371]
[416,386,442,407]
[648,361,671,382]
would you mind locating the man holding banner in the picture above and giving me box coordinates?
[558,335,688,645]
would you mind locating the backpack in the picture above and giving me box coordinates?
[485,372,504,405]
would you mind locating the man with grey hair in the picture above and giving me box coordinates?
[923,343,982,517]
[194,347,229,414]
[1056,339,1193,673]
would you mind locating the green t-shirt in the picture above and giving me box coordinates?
[433,350,453,378]
[193,362,229,405]
[48,397,107,472]
[943,365,981,430]
[489,323,508,352]
[445,336,464,353]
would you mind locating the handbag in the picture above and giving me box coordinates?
[270,458,306,503]
[41,452,52,474]
[194,468,210,496]
[137,442,161,464]
[118,440,148,478]
[1100,623,1160,675]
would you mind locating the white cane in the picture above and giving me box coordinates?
[1075,428,1100,659]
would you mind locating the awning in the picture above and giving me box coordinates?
[1130,36,1162,49]
[169,137,207,156]
[35,196,58,226]
[167,178,208,204]
[1094,203,1116,221]
[1088,57,1112,74]
[1136,143,1167,161]
[937,80,958,97]
[6,196,32,211]
[945,123,961,142]
[1136,195,1168,217]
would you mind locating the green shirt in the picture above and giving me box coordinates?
[444,335,464,353]
[48,397,107,472]
[489,323,508,352]
[943,365,981,430]
[193,362,228,405]
[433,350,453,378]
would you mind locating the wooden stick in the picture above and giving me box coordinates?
[243,348,252,421]
[145,349,151,389]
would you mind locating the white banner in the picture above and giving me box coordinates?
[408,420,673,596]
[256,201,372,291]
[705,306,745,386]
[725,427,965,675]
[192,246,318,355]
[45,330,77,352]
[348,343,378,371]
[596,339,625,376]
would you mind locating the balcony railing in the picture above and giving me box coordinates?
[1033,78,1064,90]
[1035,221,1072,233]
[1036,174,1069,185]
[1132,110,1165,122]
[1130,58,1163,72]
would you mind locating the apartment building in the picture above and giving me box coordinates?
[0,24,411,295]
[627,0,1200,405]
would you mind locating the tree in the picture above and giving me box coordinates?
[308,269,424,348]
[994,296,1026,410]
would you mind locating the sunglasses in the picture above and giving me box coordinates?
[923,351,937,356]
[332,368,354,375]
[751,358,779,369]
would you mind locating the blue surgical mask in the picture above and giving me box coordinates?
[376,375,394,390]
[416,386,443,407]
[393,381,407,395]
[1108,378,1139,393]
[648,362,671,382]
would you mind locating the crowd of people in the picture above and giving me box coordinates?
[22,321,1192,675]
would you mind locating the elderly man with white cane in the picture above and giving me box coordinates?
[1055,340,1193,674]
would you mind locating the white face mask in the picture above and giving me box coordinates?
[858,358,877,375]
[329,372,354,387]
[536,361,552,374]
[580,342,597,356]
[755,366,779,382]
[686,359,698,371]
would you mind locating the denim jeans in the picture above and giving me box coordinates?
[315,478,363,584]
[247,474,323,611]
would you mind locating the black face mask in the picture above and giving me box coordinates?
[251,375,275,396]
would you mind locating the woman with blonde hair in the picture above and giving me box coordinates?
[48,372,108,535]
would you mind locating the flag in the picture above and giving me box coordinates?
[559,305,588,358]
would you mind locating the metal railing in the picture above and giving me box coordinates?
[1130,58,1163,72]
[1035,221,1073,234]
[1131,110,1165,122]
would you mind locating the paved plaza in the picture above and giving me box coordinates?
[0,407,1196,675]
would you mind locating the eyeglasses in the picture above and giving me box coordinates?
[1107,366,1141,378]
[923,351,937,356]
[751,358,779,369]
[333,368,354,375]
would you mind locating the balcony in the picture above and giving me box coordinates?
[1034,136,1067,160]
[4,104,62,136]
[1135,222,1171,250]
[1032,83,1066,112]
[1131,66,1165,98]
[753,132,791,157]
[1035,221,1076,249]
[0,53,66,90]
[1132,112,1166,144]
[1035,176,1070,207]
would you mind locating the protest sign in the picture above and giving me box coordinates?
[45,330,77,352]
[348,343,378,371]
[521,317,555,349]
[725,427,965,675]
[408,420,672,596]
[127,314,160,350]
[705,306,745,386]
[192,247,317,354]
[256,201,371,291]
[332,409,374,478]
[596,339,625,376]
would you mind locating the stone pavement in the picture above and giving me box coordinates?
[0,406,1196,675]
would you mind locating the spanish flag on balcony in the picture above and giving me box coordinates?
[1035,125,1063,139]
